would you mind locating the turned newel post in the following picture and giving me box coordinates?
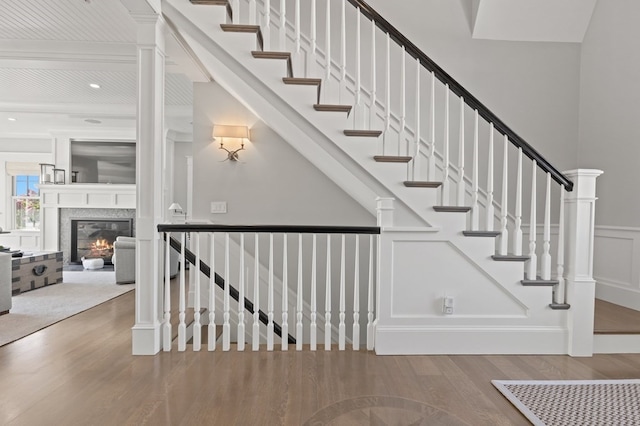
[563,169,603,357]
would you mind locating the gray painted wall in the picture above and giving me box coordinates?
[365,0,581,173]
[192,81,374,226]
[579,0,640,227]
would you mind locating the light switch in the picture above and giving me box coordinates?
[211,201,227,214]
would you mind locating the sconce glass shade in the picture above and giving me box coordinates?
[213,125,249,140]
[53,168,65,184]
[40,163,55,184]
[168,202,183,212]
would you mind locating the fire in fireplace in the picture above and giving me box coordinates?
[70,218,133,264]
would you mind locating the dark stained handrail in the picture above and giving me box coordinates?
[158,224,381,235]
[346,0,573,191]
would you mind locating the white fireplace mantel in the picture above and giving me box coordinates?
[40,184,136,251]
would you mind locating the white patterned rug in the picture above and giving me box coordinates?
[492,379,640,426]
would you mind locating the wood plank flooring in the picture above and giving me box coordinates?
[594,298,640,334]
[3,292,640,425]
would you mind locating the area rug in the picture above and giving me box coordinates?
[0,271,134,347]
[492,379,640,425]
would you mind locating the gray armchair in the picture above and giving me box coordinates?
[112,236,180,284]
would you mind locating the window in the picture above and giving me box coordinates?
[13,175,40,230]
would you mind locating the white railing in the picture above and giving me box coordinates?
[158,224,379,352]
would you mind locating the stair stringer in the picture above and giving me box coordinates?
[164,0,570,354]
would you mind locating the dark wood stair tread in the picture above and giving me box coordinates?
[491,255,530,262]
[190,0,228,5]
[314,104,352,114]
[221,24,260,33]
[403,181,442,188]
[283,77,321,86]
[521,278,560,287]
[462,230,501,237]
[433,206,472,213]
[549,303,571,310]
[373,156,412,163]
[344,130,383,137]
[252,51,290,59]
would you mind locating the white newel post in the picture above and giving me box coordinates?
[127,4,165,355]
[563,169,602,357]
[375,197,394,353]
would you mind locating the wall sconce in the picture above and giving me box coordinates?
[213,125,250,162]
[169,202,187,223]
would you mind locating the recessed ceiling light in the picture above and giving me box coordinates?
[89,83,101,89]
[7,117,16,121]
[84,119,102,124]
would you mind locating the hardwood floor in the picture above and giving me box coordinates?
[3,293,640,425]
[594,299,640,334]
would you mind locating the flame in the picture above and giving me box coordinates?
[89,238,113,257]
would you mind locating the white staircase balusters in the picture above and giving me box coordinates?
[556,186,566,304]
[308,0,316,78]
[541,173,552,280]
[162,232,171,352]
[354,8,361,129]
[527,161,538,280]
[238,233,246,351]
[193,233,202,351]
[310,234,318,351]
[208,232,216,351]
[456,96,465,207]
[223,233,231,351]
[339,0,346,104]
[279,0,286,51]
[178,232,187,352]
[428,71,436,182]
[263,0,271,51]
[382,32,390,154]
[338,234,346,350]
[325,234,332,351]
[399,46,406,159]
[249,0,257,25]
[352,234,360,351]
[324,0,331,102]
[369,19,377,130]
[499,135,509,255]
[281,234,289,351]
[294,0,300,53]
[441,85,450,206]
[412,58,421,181]
[470,110,479,230]
[296,234,303,350]
[232,0,239,24]
[252,233,260,351]
[486,124,495,231]
[267,233,275,351]
[513,147,523,256]
[366,234,375,351]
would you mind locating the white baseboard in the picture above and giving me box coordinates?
[374,326,568,355]
[595,280,640,312]
[594,334,640,354]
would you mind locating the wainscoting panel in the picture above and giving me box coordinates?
[594,226,640,311]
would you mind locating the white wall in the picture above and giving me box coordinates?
[578,0,640,309]
[365,0,581,172]
[192,81,374,226]
[579,0,640,228]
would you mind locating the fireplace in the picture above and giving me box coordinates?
[70,218,133,264]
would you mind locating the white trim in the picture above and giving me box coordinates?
[594,335,640,354]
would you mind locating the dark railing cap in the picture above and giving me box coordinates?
[158,224,381,235]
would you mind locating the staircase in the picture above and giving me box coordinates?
[159,0,602,355]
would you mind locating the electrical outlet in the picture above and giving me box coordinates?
[211,201,227,214]
[443,297,454,315]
